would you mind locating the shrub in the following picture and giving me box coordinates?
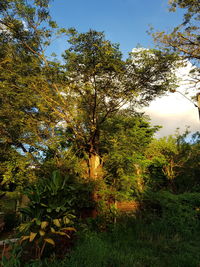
[4,212,19,232]
[18,171,77,259]
[141,191,200,237]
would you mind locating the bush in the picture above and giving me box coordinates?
[141,191,200,237]
[4,212,19,232]
[17,171,78,260]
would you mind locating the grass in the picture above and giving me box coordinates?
[60,218,200,267]
[3,191,200,267]
[22,215,200,267]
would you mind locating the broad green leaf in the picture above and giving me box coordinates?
[56,207,61,212]
[51,227,56,233]
[63,217,70,224]
[41,221,49,229]
[39,230,45,236]
[36,219,41,226]
[53,219,61,227]
[55,231,70,238]
[44,238,55,246]
[20,235,30,243]
[62,227,76,232]
[29,232,37,242]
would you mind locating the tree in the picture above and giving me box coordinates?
[0,2,179,206]
[0,31,53,156]
[154,0,200,60]
[173,131,200,192]
[0,0,63,190]
[153,0,200,88]
[0,0,56,55]
[145,135,181,191]
[144,130,200,193]
[0,0,61,152]
[100,111,159,199]
[0,1,178,182]
[50,30,178,180]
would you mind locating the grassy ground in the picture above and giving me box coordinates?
[17,215,200,267]
[2,191,200,267]
[58,219,200,267]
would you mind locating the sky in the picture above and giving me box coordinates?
[48,0,185,58]
[143,63,200,138]
[47,0,199,138]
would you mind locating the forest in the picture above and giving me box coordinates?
[0,0,200,266]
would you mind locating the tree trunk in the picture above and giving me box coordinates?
[88,153,101,180]
[86,152,103,218]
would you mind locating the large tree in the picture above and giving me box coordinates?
[49,30,178,180]
[0,1,178,184]
[0,0,63,190]
[0,0,76,158]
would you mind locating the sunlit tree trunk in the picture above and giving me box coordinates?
[88,153,101,180]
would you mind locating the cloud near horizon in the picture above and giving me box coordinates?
[144,62,200,138]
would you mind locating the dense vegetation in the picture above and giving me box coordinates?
[0,0,200,266]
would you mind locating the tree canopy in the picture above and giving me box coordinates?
[61,30,177,156]
[154,0,200,61]
[153,0,200,91]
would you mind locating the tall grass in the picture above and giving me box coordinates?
[38,216,200,267]
[4,191,200,267]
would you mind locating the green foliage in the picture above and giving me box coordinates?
[142,191,200,237]
[0,0,66,190]
[4,211,20,232]
[26,216,200,267]
[0,0,56,49]
[59,197,200,266]
[4,206,200,266]
[18,170,77,258]
[0,145,37,194]
[2,2,200,265]
[145,131,200,193]
[20,171,76,224]
[39,145,83,179]
[0,192,19,213]
[61,29,178,160]
[1,244,22,267]
[19,169,95,227]
[169,0,200,23]
[174,131,200,192]
[153,0,200,88]
[0,1,179,193]
[145,135,179,190]
[100,113,158,199]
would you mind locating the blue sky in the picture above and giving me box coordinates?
[47,1,199,137]
[48,0,185,59]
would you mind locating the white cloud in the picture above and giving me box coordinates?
[144,61,200,137]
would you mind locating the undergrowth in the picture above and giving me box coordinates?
[3,191,200,267]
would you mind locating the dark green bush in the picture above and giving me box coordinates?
[142,191,200,237]
[4,212,19,232]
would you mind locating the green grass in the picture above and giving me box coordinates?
[23,216,200,267]
[4,191,200,267]
[59,219,200,267]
